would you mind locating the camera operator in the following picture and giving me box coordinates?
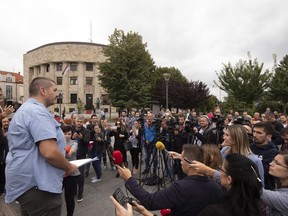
[193,115,216,146]
[142,112,157,175]
[173,114,188,180]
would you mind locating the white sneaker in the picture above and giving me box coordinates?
[103,165,107,170]
[91,176,97,180]
[91,178,101,183]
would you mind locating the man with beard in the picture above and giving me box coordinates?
[5,77,77,215]
[250,121,279,190]
[0,117,9,196]
[173,114,188,180]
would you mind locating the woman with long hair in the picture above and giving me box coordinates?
[214,124,264,185]
[198,153,264,216]
[129,120,142,175]
[202,144,222,170]
[110,119,128,169]
[261,151,288,215]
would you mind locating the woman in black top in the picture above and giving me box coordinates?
[197,153,264,216]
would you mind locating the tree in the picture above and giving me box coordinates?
[269,54,288,113]
[98,29,155,110]
[153,67,188,108]
[154,78,210,110]
[216,55,272,109]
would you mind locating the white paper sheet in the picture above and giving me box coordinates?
[69,157,99,168]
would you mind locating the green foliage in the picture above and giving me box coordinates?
[216,56,272,108]
[270,55,288,106]
[98,29,155,110]
[154,78,210,110]
[154,67,188,83]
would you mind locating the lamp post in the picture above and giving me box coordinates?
[57,91,63,117]
[163,73,170,110]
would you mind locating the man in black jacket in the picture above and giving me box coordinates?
[250,121,279,190]
[173,115,188,180]
[117,145,223,216]
[72,114,90,202]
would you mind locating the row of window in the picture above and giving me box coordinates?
[56,77,94,85]
[57,93,78,104]
[30,62,94,74]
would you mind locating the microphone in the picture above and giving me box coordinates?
[112,150,123,166]
[160,209,171,216]
[156,141,169,155]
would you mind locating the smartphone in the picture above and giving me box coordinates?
[6,100,13,106]
[113,188,128,208]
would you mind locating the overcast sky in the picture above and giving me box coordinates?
[1,0,287,99]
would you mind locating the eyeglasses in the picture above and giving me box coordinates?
[272,159,288,169]
[218,166,228,175]
[184,157,194,164]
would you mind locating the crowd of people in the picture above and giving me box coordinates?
[1,77,288,216]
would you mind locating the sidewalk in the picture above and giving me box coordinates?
[2,154,163,216]
[0,197,18,216]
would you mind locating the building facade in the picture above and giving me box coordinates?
[0,71,24,104]
[23,41,114,115]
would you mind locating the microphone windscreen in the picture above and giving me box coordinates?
[112,150,123,165]
[160,209,171,216]
[156,141,165,151]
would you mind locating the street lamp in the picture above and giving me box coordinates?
[163,73,170,110]
[57,91,64,117]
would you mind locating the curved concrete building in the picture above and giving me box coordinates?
[24,41,112,114]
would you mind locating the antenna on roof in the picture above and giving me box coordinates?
[89,20,93,42]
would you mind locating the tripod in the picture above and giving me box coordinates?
[140,143,174,190]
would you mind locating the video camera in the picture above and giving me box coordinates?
[211,115,225,130]
[184,119,198,132]
[233,117,251,126]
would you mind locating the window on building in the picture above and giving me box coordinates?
[70,77,77,85]
[56,63,63,71]
[56,77,63,85]
[86,77,93,85]
[36,66,41,74]
[70,94,77,103]
[29,67,34,75]
[46,64,50,72]
[6,77,12,82]
[70,63,78,71]
[86,63,93,71]
[6,85,12,99]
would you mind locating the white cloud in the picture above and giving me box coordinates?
[1,0,287,99]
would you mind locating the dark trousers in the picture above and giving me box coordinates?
[76,155,86,198]
[92,151,102,179]
[144,143,157,172]
[16,187,62,216]
[63,175,79,216]
[0,162,5,193]
[130,148,140,169]
[85,149,92,174]
[102,143,114,168]
[77,166,85,197]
